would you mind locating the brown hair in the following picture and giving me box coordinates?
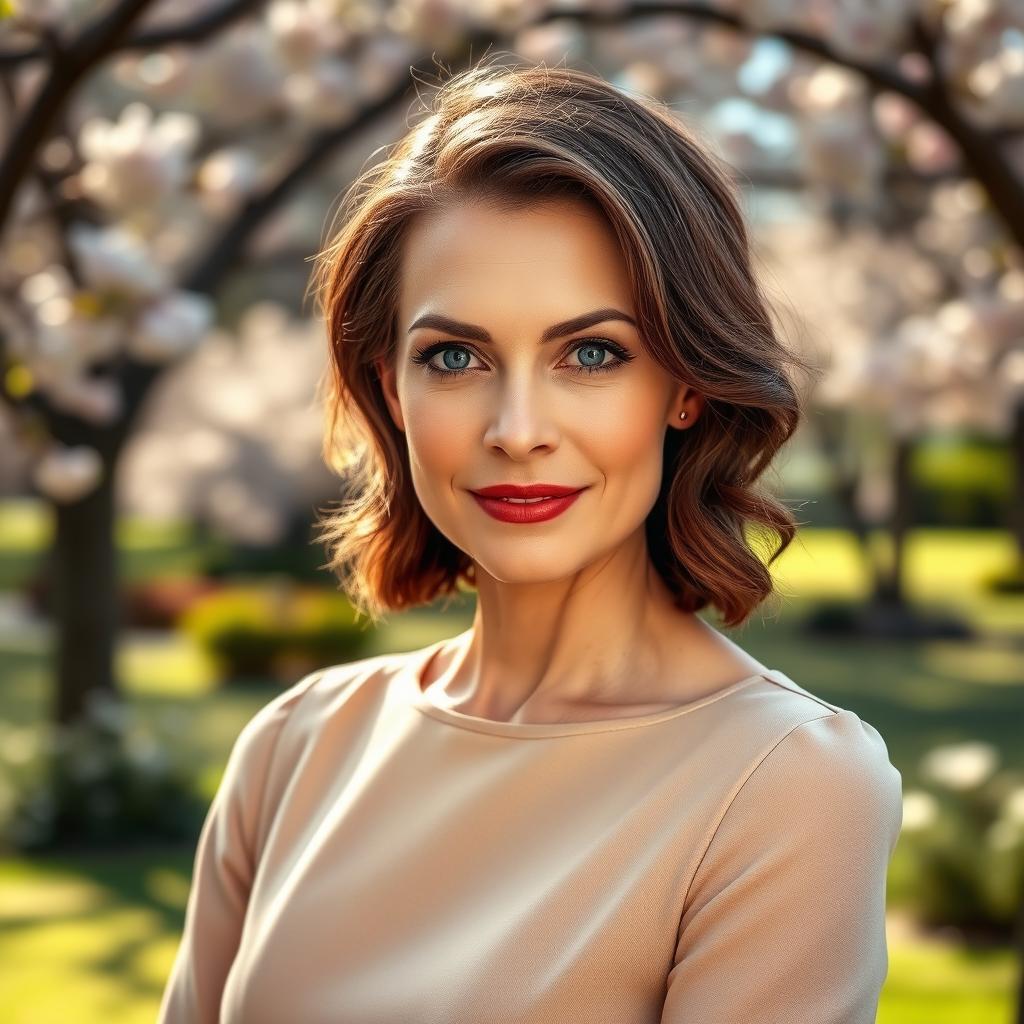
[310,54,817,629]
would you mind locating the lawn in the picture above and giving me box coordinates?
[0,519,1021,1022]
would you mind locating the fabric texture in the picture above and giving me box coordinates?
[158,636,903,1024]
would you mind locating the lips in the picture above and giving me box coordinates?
[468,484,588,524]
[471,483,584,499]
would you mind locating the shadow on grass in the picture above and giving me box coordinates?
[0,844,197,1010]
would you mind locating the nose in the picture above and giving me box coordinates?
[482,380,559,459]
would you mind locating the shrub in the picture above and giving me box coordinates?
[899,740,1024,943]
[120,576,226,629]
[0,693,205,853]
[179,579,372,682]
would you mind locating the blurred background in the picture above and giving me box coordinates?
[0,1,1021,1021]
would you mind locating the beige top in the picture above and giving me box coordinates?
[158,636,903,1024]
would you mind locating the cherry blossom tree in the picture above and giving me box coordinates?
[0,2,1021,857]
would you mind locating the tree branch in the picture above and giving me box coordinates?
[554,2,929,104]
[181,34,509,298]
[7,2,1022,458]
[0,0,159,235]
[906,12,1024,250]
[0,0,263,67]
[551,3,1024,248]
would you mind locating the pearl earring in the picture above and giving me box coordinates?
[679,411,687,421]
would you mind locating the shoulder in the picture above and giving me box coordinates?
[680,697,904,919]
[685,669,905,855]
[717,692,904,859]
[755,708,902,817]
[215,649,415,847]
[226,649,409,777]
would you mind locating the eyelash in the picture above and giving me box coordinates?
[410,338,636,380]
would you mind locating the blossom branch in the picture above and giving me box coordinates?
[0,0,159,234]
[0,0,263,67]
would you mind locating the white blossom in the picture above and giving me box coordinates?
[7,0,72,25]
[32,445,103,504]
[967,44,1024,125]
[353,33,417,102]
[197,148,262,208]
[120,303,332,544]
[125,729,172,776]
[283,59,359,125]
[387,0,468,54]
[792,66,884,203]
[825,0,914,61]
[129,291,215,363]
[191,22,288,126]
[267,0,349,68]
[47,376,124,426]
[732,0,807,32]
[67,223,169,299]
[84,690,130,732]
[78,102,200,213]
[901,789,940,831]
[920,741,1000,790]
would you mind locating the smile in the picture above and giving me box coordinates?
[469,488,586,524]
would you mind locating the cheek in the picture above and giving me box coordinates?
[403,394,469,486]
[582,382,668,474]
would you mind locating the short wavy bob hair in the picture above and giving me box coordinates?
[310,54,817,630]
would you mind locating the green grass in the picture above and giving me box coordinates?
[1,854,1013,1024]
[0,520,1021,1022]
[0,852,192,1024]
[883,930,1017,1023]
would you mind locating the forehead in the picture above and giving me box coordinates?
[397,198,633,326]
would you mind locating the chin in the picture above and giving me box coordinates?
[470,550,586,586]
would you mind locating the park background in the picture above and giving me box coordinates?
[0,0,1022,1021]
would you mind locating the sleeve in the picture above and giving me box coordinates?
[157,670,325,1024]
[660,709,903,1024]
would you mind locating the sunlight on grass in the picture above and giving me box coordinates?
[772,527,1017,601]
[903,530,1017,598]
[880,937,1016,1024]
[115,519,195,550]
[0,854,191,1023]
[0,864,1013,1024]
[0,498,51,550]
[0,876,107,921]
[919,643,1024,689]
[771,527,873,599]
[0,906,169,1024]
[117,636,216,698]
[771,528,1024,635]
[145,867,190,911]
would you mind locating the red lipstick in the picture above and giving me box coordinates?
[469,482,587,524]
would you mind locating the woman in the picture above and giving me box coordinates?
[159,57,903,1024]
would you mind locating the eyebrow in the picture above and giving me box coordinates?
[407,307,638,344]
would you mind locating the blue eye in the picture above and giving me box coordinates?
[575,343,611,369]
[440,348,472,372]
[411,338,635,379]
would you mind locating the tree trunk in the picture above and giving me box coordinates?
[1012,398,1024,562]
[874,436,914,607]
[51,451,119,725]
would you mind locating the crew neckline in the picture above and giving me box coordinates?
[398,636,778,738]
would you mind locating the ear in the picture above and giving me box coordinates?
[375,357,405,432]
[668,384,704,430]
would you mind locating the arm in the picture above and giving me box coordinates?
[660,709,903,1024]
[157,670,325,1024]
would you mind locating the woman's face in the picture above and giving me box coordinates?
[378,197,700,585]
